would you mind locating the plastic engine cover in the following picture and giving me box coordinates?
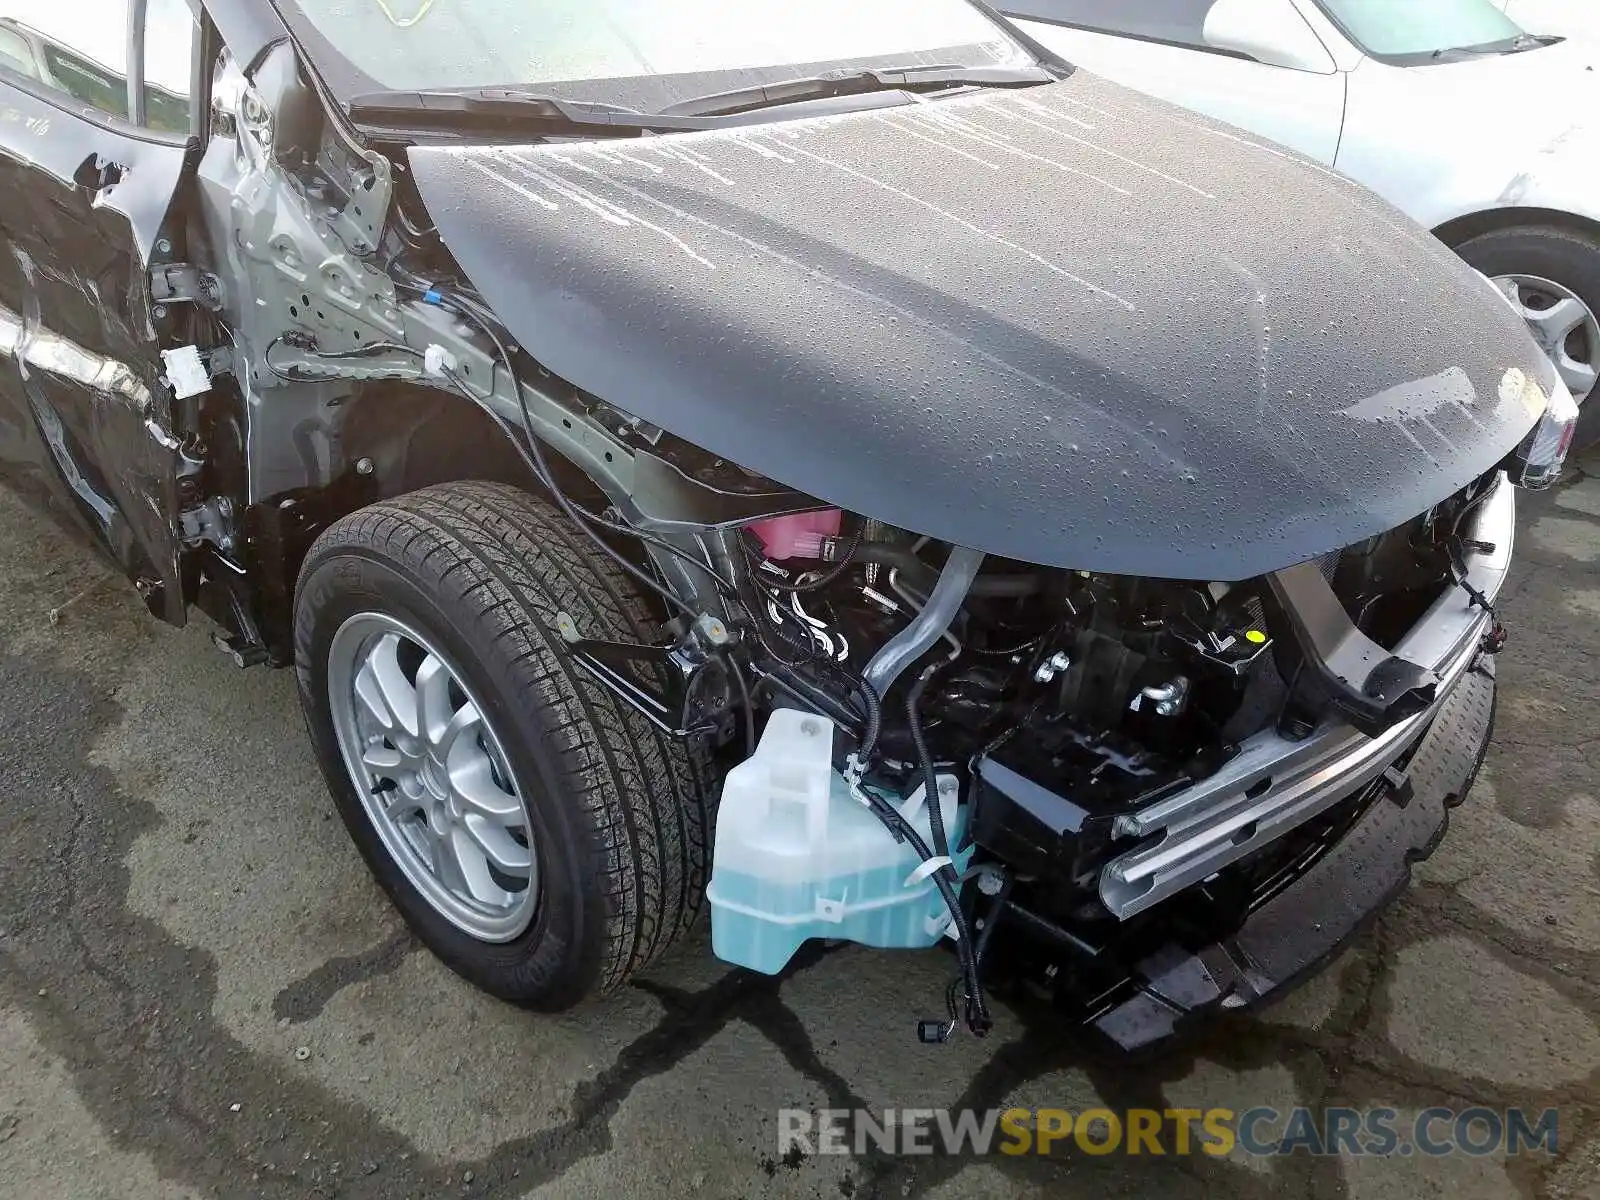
[708,709,969,974]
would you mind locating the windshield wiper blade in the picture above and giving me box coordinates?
[1429,33,1552,60]
[658,64,1057,118]
[346,88,720,134]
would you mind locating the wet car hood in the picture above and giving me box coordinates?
[407,73,1551,580]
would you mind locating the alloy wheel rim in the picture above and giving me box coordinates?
[1492,273,1599,405]
[328,612,539,942]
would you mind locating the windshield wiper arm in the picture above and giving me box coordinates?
[1508,32,1562,51]
[658,64,1057,118]
[346,88,721,134]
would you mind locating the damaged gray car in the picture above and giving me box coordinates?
[0,0,1579,1048]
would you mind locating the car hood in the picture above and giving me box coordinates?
[407,73,1551,580]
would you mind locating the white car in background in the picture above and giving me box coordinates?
[1498,0,1600,42]
[1001,0,1600,443]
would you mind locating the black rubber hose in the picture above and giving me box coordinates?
[856,794,976,1004]
[865,794,933,859]
[853,674,883,765]
[836,669,988,1039]
[908,665,956,865]
[849,542,932,579]
[848,544,1039,599]
[907,662,991,1035]
[735,549,884,758]
[729,655,757,758]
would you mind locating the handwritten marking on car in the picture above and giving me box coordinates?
[592,147,667,176]
[924,109,1132,195]
[1013,93,1096,131]
[875,113,1004,171]
[454,154,560,212]
[505,152,718,270]
[498,156,631,228]
[1050,90,1115,118]
[536,150,1165,447]
[781,142,1136,311]
[1005,98,1217,201]
[0,105,48,137]
[723,134,794,164]
[651,144,737,188]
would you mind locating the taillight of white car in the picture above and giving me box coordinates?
[1510,373,1581,489]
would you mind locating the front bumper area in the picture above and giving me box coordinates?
[1091,658,1494,1051]
[980,478,1513,1051]
[1098,476,1515,920]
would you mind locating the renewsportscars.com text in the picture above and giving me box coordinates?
[777,1106,1559,1158]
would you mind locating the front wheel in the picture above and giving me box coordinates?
[294,481,711,1010]
[1454,222,1600,449]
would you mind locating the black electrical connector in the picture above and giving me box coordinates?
[918,1021,951,1045]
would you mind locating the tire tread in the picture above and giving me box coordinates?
[296,481,711,1001]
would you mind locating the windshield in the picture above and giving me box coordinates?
[282,0,1033,102]
[1315,0,1527,62]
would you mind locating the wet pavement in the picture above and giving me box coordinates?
[0,451,1597,1199]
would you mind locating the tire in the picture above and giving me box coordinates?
[1453,222,1600,449]
[294,480,712,1010]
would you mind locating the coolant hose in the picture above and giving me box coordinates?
[862,546,986,700]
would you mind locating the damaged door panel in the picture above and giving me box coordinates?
[0,35,192,620]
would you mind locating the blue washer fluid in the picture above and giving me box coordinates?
[708,708,971,975]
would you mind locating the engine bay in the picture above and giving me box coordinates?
[731,476,1495,801]
[676,475,1503,1038]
